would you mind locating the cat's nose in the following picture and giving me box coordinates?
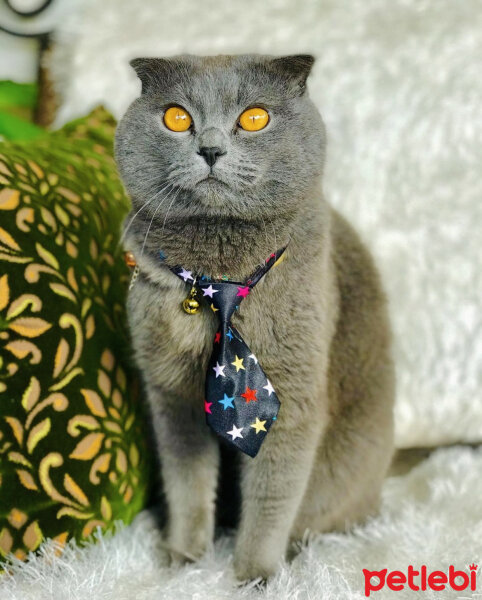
[198,146,225,167]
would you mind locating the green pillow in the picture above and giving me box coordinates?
[0,107,150,560]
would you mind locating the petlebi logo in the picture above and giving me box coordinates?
[363,564,478,597]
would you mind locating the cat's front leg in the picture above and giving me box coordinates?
[233,416,320,582]
[148,385,219,563]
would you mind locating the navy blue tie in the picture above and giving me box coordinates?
[170,248,286,457]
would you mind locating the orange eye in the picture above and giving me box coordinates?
[238,107,270,132]
[163,106,192,132]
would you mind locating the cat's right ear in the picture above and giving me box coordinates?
[270,54,315,96]
[130,58,171,94]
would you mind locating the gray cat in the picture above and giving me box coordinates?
[114,54,394,582]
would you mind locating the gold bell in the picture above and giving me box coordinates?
[124,251,137,268]
[183,286,201,314]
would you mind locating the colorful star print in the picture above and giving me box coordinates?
[250,417,267,434]
[227,425,244,440]
[169,245,287,457]
[263,380,275,396]
[202,285,219,298]
[231,355,245,372]
[213,362,226,378]
[218,394,235,410]
[178,268,193,282]
[241,386,258,403]
[237,286,250,298]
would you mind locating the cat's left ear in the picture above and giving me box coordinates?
[130,57,173,94]
[270,54,315,96]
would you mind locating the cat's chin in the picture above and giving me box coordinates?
[191,177,234,208]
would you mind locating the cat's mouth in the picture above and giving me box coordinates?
[197,174,228,187]
[191,173,234,207]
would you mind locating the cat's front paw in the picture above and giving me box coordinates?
[233,552,277,583]
[166,512,214,565]
[167,545,200,566]
[167,539,210,566]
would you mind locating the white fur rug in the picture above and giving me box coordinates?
[47,0,482,449]
[1,445,481,599]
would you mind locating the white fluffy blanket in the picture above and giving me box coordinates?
[48,0,482,449]
[2,446,481,599]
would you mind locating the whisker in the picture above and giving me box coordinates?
[120,182,173,245]
[161,187,182,236]
[260,214,271,250]
[264,210,278,252]
[140,185,177,257]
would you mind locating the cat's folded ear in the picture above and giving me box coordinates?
[269,54,315,96]
[130,57,173,94]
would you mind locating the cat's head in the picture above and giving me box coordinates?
[115,54,325,221]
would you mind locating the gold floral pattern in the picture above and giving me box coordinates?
[0,108,150,561]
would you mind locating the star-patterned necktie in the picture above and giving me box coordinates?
[169,247,287,457]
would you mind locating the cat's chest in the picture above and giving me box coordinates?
[131,267,284,360]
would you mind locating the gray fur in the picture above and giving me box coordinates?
[114,54,394,582]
